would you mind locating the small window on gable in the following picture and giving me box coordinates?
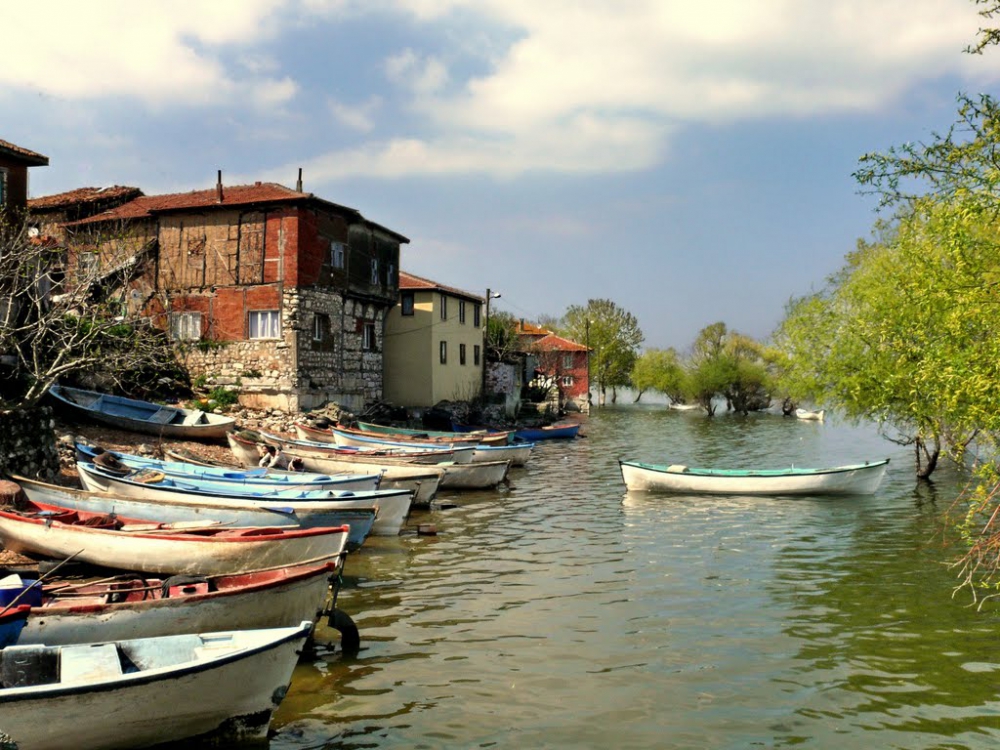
[439,340,447,364]
[401,291,415,316]
[371,259,379,285]
[331,241,346,269]
[460,343,467,365]
[459,300,466,324]
[249,310,280,339]
[363,322,377,351]
[313,313,330,342]
[170,312,202,341]
[440,294,447,321]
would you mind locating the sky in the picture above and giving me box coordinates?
[3,0,999,352]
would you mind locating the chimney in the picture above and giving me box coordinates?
[296,168,303,192]
[216,170,224,203]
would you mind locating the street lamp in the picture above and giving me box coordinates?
[482,288,501,400]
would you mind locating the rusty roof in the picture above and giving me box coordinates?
[516,320,552,336]
[399,271,484,302]
[0,138,48,166]
[28,186,144,211]
[63,181,409,242]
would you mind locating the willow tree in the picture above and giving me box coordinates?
[630,348,688,403]
[775,199,1000,479]
[561,299,643,405]
[685,322,771,415]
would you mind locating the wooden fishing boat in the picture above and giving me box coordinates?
[795,408,826,421]
[74,461,412,537]
[75,442,381,492]
[48,384,236,441]
[0,497,352,575]
[293,422,475,463]
[355,421,512,446]
[618,458,890,496]
[0,621,312,750]
[512,422,581,441]
[9,560,343,646]
[470,442,534,467]
[254,434,508,490]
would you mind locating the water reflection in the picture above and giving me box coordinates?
[266,407,1000,750]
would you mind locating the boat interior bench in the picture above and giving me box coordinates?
[148,406,180,425]
[1,643,134,687]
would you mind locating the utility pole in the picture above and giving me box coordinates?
[481,288,500,401]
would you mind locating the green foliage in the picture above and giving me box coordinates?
[207,386,240,408]
[631,348,688,402]
[485,310,519,364]
[687,323,773,415]
[561,299,644,398]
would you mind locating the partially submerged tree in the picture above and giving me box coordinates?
[561,299,643,405]
[0,217,185,408]
[686,322,771,415]
[630,348,687,403]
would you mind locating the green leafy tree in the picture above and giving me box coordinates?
[686,322,771,415]
[631,348,687,403]
[485,310,519,364]
[775,198,1000,479]
[561,299,643,405]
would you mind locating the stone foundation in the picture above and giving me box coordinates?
[0,406,60,480]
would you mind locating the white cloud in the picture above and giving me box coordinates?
[385,49,449,95]
[1,0,288,105]
[328,96,383,132]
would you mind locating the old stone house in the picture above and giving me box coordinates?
[0,138,48,218]
[45,175,409,412]
[383,271,485,407]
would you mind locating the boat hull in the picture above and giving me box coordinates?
[619,459,890,496]
[19,563,338,646]
[0,502,350,576]
[0,624,310,750]
[48,385,235,441]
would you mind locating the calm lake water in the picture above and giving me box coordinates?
[267,405,1000,749]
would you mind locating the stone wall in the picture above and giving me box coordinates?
[0,406,60,480]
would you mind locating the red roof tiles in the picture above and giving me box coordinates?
[28,186,143,211]
[0,138,48,166]
[399,271,483,302]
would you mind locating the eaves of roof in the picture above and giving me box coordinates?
[399,270,484,303]
[0,138,48,166]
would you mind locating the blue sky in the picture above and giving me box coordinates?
[3,1,997,351]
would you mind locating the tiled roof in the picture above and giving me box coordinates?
[399,271,484,302]
[66,182,315,226]
[528,333,589,352]
[0,138,48,166]
[28,186,143,211]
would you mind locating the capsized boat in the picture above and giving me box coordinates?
[0,622,312,750]
[0,496,352,575]
[618,458,890,496]
[48,384,235,441]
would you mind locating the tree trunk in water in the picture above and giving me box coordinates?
[632,389,645,403]
[915,435,940,480]
[611,386,618,404]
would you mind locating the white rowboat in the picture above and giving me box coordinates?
[619,458,890,496]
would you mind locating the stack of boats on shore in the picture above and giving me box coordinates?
[0,386,585,748]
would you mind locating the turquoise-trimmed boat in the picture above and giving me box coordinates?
[619,458,890,496]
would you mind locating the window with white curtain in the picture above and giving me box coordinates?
[249,310,280,339]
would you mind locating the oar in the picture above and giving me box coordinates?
[0,549,84,616]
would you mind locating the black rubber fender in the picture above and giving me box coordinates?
[328,607,360,656]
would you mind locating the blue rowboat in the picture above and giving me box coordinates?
[513,422,581,441]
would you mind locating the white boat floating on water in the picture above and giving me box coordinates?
[618,458,890,496]
[0,622,312,750]
[795,408,826,421]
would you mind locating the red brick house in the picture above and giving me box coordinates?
[516,320,590,412]
[44,175,408,411]
[0,139,48,216]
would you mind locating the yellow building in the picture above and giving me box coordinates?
[383,271,485,407]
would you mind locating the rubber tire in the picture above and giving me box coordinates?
[329,608,360,656]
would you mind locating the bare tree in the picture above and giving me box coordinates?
[0,216,185,408]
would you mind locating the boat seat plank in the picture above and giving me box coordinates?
[182,409,207,426]
[60,643,122,683]
[147,407,179,425]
